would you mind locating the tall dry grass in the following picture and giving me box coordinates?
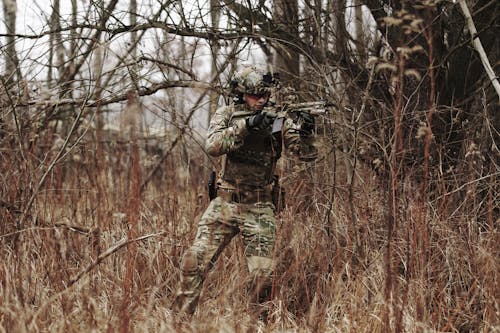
[1,120,498,333]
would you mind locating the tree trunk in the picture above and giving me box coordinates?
[272,0,300,86]
[129,0,139,86]
[2,0,22,84]
[208,0,221,124]
[354,0,366,61]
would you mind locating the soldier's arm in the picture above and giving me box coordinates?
[206,106,249,156]
[282,117,318,161]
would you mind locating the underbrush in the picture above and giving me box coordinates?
[0,143,498,333]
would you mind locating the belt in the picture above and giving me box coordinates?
[218,187,272,204]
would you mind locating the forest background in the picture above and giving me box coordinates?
[0,0,498,332]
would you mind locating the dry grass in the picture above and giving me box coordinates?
[1,134,499,333]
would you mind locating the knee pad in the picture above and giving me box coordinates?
[246,256,273,290]
[246,256,274,304]
[181,249,199,274]
[247,256,273,276]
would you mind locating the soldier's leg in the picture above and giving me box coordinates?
[240,203,276,307]
[174,197,238,314]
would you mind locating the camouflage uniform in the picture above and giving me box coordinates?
[174,67,317,315]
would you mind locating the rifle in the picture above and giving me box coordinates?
[267,100,335,134]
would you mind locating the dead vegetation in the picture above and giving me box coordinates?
[1,0,499,332]
[1,108,498,332]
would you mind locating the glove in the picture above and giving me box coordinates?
[246,111,274,131]
[298,111,315,135]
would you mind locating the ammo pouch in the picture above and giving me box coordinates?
[207,171,217,201]
[271,175,285,212]
[218,188,271,204]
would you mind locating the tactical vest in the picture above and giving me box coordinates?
[221,108,282,189]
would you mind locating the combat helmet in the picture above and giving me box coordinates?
[231,65,278,97]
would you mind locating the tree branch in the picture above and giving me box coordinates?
[458,0,500,102]
[21,80,215,108]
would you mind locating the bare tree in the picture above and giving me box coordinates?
[272,0,299,85]
[354,0,366,61]
[1,0,22,84]
[47,0,64,89]
[208,0,222,121]
[0,1,498,332]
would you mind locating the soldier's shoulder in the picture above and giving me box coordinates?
[216,104,235,112]
[214,105,234,117]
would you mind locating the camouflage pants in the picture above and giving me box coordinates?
[174,196,276,314]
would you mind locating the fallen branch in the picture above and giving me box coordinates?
[68,231,167,287]
[53,222,91,235]
[28,231,167,330]
[0,223,90,239]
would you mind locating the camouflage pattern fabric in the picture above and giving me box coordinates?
[206,105,317,176]
[174,101,316,314]
[231,65,275,96]
[174,197,275,314]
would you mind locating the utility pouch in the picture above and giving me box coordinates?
[271,175,285,212]
[272,117,284,134]
[208,171,217,201]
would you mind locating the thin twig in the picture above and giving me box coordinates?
[18,99,89,229]
[0,223,90,239]
[0,75,26,161]
[431,171,500,203]
[20,80,214,108]
[139,38,243,193]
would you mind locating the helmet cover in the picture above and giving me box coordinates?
[231,65,277,95]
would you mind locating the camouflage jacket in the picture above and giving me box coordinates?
[206,103,317,190]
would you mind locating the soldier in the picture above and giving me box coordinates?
[173,65,317,317]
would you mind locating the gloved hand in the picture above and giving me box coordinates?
[298,111,315,136]
[246,111,274,131]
